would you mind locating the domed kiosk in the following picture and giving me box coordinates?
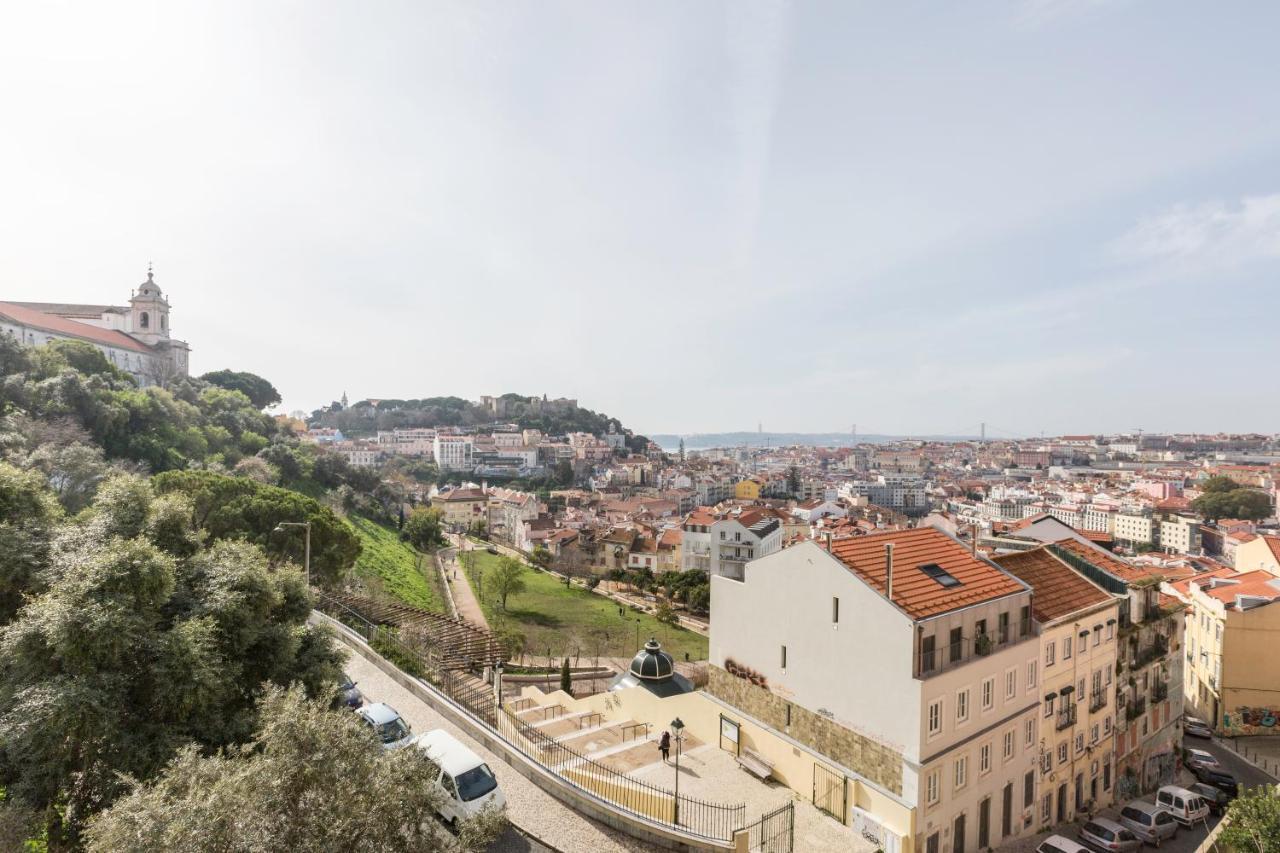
[608,638,694,698]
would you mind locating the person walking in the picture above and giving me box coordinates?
[659,730,671,762]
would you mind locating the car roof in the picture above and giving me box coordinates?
[1040,834,1088,852]
[415,728,486,777]
[358,702,402,725]
[1159,784,1199,797]
[1187,748,1213,756]
[1088,817,1126,831]
[1123,800,1160,813]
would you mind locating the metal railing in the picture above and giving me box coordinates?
[314,591,748,844]
[742,801,795,853]
[1089,691,1108,713]
[1056,706,1078,732]
[1125,696,1148,721]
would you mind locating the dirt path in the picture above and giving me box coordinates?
[445,535,491,630]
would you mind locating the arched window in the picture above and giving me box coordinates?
[160,315,166,330]
[140,312,149,329]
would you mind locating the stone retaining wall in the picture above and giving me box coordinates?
[706,665,903,795]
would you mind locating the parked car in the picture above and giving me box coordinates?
[485,546,498,555]
[1188,782,1234,816]
[1117,801,1179,847]
[1183,716,1213,739]
[357,702,415,750]
[1192,764,1238,794]
[1183,747,1221,771]
[1038,835,1092,853]
[1155,785,1211,826]
[415,729,506,826]
[335,673,364,709]
[1079,818,1141,853]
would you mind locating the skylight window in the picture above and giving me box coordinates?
[919,563,962,588]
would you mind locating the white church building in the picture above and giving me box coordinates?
[0,268,190,385]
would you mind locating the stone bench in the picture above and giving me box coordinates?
[736,747,775,781]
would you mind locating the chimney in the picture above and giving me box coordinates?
[885,542,895,601]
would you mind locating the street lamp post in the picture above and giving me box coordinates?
[274,521,312,587]
[670,717,685,825]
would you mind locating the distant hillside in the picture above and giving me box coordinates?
[311,394,650,450]
[651,431,982,451]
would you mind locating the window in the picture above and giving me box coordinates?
[1104,716,1112,735]
[780,645,787,669]
[1025,718,1035,747]
[921,635,936,673]
[980,743,991,774]
[1044,696,1055,718]
[998,612,1010,644]
[1063,637,1073,660]
[957,689,970,724]
[1091,724,1100,744]
[981,678,995,711]
[1078,634,1086,654]
[1077,678,1086,702]
[1058,743,1068,765]
[1024,770,1035,809]
[832,597,839,624]
[926,770,940,805]
[1005,668,1017,700]
[954,756,968,790]
[1093,626,1101,647]
[976,618,987,640]
[1106,621,1115,640]
[1003,730,1015,760]
[1042,794,1052,824]
[140,311,149,329]
[1027,660,1038,690]
[950,627,963,663]
[928,700,943,737]
[1020,605,1031,636]
[1046,642,1056,667]
[1075,733,1085,754]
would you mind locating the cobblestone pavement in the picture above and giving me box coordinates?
[1216,734,1280,781]
[341,646,655,853]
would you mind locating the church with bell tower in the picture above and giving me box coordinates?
[0,265,191,385]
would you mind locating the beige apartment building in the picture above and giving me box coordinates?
[710,527,1042,853]
[995,548,1121,827]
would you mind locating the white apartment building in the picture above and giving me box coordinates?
[433,434,475,471]
[1157,515,1200,555]
[710,528,1041,853]
[708,509,782,580]
[1081,506,1116,535]
[1114,511,1154,547]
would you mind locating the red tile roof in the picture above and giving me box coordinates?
[826,527,1027,620]
[0,301,152,353]
[1051,538,1164,584]
[993,548,1114,623]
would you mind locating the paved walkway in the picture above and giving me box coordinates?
[446,535,491,630]
[341,645,654,853]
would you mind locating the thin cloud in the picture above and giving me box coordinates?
[1110,193,1280,270]
[1016,0,1127,28]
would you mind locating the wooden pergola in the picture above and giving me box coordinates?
[323,590,504,673]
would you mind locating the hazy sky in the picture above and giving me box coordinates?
[2,1,1277,437]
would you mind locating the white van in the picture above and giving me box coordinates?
[1155,785,1210,826]
[1036,834,1092,853]
[415,729,506,825]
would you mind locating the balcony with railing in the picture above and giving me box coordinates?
[1056,704,1078,731]
[1152,680,1169,703]
[1124,696,1148,721]
[915,629,1031,679]
[1089,690,1108,714]
[1128,634,1170,671]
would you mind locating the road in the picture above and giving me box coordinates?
[1010,732,1276,853]
[338,638,656,853]
[443,536,492,630]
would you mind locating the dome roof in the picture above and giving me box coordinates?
[135,268,164,299]
[629,638,674,682]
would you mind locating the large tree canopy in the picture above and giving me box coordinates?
[0,474,342,845]
[84,687,506,853]
[199,370,282,410]
[152,470,362,586]
[1193,476,1274,522]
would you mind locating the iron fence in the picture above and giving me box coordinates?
[743,801,794,853]
[314,591,748,844]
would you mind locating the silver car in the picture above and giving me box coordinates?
[1184,747,1220,771]
[356,702,415,750]
[1118,801,1179,846]
[1079,818,1141,853]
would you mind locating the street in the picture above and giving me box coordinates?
[1013,733,1277,853]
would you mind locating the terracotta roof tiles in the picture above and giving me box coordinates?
[0,301,152,353]
[826,527,1027,620]
[993,548,1114,623]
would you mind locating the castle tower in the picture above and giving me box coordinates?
[128,265,171,346]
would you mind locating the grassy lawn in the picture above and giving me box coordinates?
[461,548,708,662]
[348,515,443,612]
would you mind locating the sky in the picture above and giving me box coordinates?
[1,1,1277,437]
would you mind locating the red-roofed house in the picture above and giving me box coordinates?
[710,527,1041,851]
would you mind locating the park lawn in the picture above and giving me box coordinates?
[463,548,708,662]
[349,515,443,612]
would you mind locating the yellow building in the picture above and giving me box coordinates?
[733,478,762,501]
[995,548,1121,827]
[432,486,488,531]
[1175,569,1280,734]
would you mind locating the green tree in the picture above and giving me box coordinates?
[559,656,573,696]
[84,686,506,853]
[1193,479,1274,522]
[198,370,282,410]
[1218,785,1280,852]
[403,506,445,551]
[152,470,361,586]
[490,556,526,612]
[786,465,801,497]
[0,462,61,624]
[655,600,679,627]
[529,546,553,570]
[0,476,342,844]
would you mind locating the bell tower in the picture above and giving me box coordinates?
[129,264,170,345]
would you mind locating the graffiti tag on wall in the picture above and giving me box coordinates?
[1222,706,1279,736]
